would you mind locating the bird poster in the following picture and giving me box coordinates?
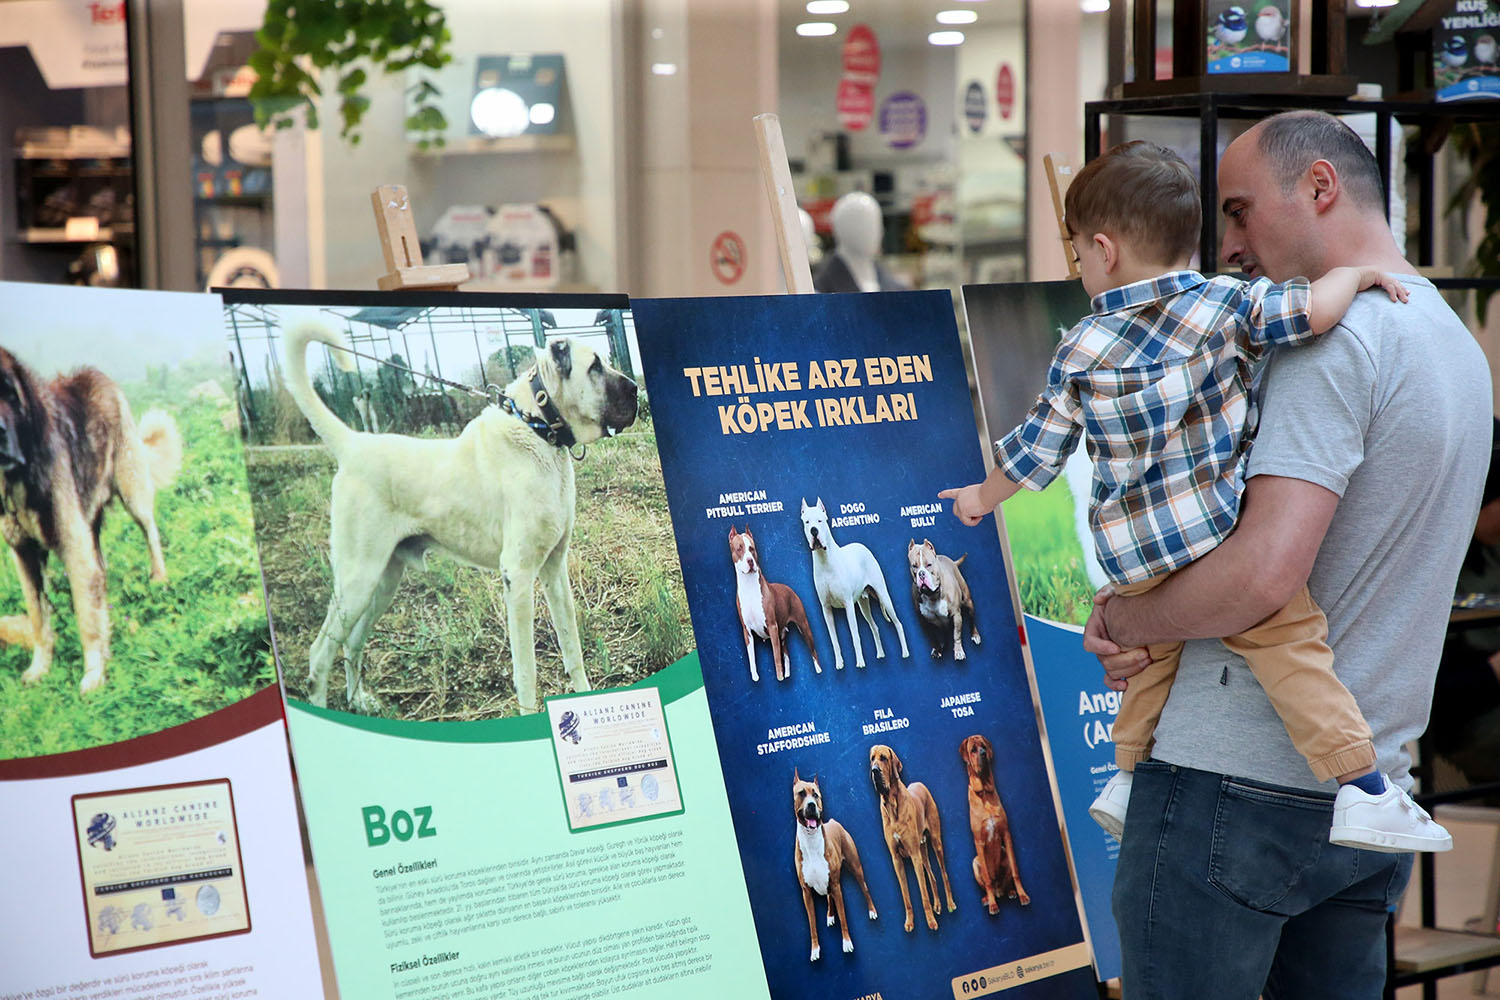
[1432,1,1500,101]
[1206,2,1293,75]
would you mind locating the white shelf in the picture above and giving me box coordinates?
[411,133,574,156]
[20,226,128,244]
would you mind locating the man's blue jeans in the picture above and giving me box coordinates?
[1112,760,1413,999]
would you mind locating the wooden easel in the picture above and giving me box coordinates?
[752,114,815,294]
[370,183,470,292]
[1043,153,1081,280]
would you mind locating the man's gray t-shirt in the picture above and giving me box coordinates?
[1150,276,1492,792]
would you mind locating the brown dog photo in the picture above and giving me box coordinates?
[908,538,981,660]
[792,770,877,961]
[730,525,820,682]
[960,734,1030,913]
[0,347,180,695]
[868,743,958,932]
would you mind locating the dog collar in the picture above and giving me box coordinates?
[495,370,576,450]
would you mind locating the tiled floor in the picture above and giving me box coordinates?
[1395,809,1500,998]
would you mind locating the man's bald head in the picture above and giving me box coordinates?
[1251,111,1386,216]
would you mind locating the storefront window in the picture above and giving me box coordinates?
[778,1,1028,291]
[0,1,135,286]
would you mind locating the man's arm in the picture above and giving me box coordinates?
[1100,474,1340,649]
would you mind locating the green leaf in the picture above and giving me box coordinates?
[244,0,448,145]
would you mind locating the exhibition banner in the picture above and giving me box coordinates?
[964,280,1122,981]
[0,283,322,998]
[222,289,768,1000]
[632,291,1096,1000]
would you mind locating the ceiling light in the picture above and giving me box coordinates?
[928,30,965,45]
[796,21,837,36]
[936,9,977,23]
[651,62,678,75]
[1354,0,1397,6]
[1080,0,1109,11]
[806,0,850,13]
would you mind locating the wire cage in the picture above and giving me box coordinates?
[224,302,636,445]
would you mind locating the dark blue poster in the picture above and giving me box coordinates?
[633,291,1096,1000]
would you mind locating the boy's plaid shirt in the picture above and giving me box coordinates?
[995,269,1314,585]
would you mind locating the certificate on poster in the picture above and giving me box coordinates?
[548,687,684,831]
[71,779,250,957]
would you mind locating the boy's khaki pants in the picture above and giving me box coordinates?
[1109,576,1376,782]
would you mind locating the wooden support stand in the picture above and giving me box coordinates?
[370,184,470,292]
[753,113,815,294]
[1043,153,1081,280]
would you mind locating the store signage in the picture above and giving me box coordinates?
[0,0,128,88]
[710,230,748,285]
[841,23,881,84]
[879,91,927,150]
[963,80,986,133]
[996,63,1016,120]
[837,77,875,131]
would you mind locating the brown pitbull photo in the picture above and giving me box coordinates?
[730,526,821,682]
[792,770,877,961]
[868,743,958,932]
[908,538,980,660]
[960,734,1030,913]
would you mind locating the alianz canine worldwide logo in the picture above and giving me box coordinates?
[557,710,582,744]
[86,812,117,851]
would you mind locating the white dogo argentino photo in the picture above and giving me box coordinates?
[799,497,910,670]
[283,323,638,715]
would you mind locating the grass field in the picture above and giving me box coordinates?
[0,369,276,759]
[245,416,693,720]
[1003,477,1096,627]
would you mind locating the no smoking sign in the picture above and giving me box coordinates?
[710,230,747,285]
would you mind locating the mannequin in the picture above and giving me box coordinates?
[814,191,907,293]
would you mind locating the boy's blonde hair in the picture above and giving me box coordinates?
[1064,140,1200,265]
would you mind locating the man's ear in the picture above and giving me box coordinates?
[1308,159,1339,214]
[1094,232,1119,273]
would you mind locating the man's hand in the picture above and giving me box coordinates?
[1082,585,1151,691]
[938,483,992,526]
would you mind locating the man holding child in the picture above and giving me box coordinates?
[945,109,1490,997]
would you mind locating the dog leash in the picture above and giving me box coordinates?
[324,343,587,461]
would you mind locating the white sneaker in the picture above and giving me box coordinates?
[1329,781,1453,853]
[1089,770,1132,839]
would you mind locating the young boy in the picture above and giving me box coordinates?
[941,140,1450,854]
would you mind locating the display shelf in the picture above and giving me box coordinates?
[411,133,574,156]
[195,194,273,207]
[17,141,131,160]
[19,225,130,244]
[1084,92,1500,276]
